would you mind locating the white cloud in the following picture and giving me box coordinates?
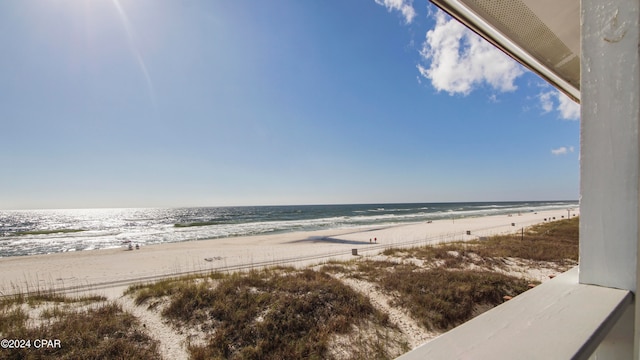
[557,92,580,120]
[418,11,524,95]
[551,146,575,155]
[374,0,416,24]
[538,89,580,120]
[539,91,554,113]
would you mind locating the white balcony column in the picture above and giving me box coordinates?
[580,0,639,292]
[580,0,639,357]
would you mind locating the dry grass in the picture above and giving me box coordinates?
[336,259,531,331]
[383,217,579,265]
[1,291,106,309]
[0,294,160,360]
[382,266,528,330]
[337,217,579,331]
[470,217,578,264]
[130,267,404,359]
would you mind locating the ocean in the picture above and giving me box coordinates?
[0,201,578,258]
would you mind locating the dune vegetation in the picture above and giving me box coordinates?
[0,292,159,360]
[1,217,578,360]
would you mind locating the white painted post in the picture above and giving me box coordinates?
[580,0,639,292]
[580,0,639,357]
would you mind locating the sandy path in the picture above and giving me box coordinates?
[117,295,190,360]
[339,277,438,349]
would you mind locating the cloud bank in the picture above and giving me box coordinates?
[418,11,524,95]
[374,0,416,24]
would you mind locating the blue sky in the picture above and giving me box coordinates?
[0,0,580,210]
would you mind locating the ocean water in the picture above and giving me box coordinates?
[0,201,578,258]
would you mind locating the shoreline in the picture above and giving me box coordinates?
[0,209,576,297]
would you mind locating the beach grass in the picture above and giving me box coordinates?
[327,217,579,331]
[1,290,106,309]
[470,216,579,263]
[129,267,405,359]
[0,294,160,360]
[382,216,579,264]
[367,265,529,330]
[320,258,531,331]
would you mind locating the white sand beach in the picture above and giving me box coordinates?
[0,209,573,298]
